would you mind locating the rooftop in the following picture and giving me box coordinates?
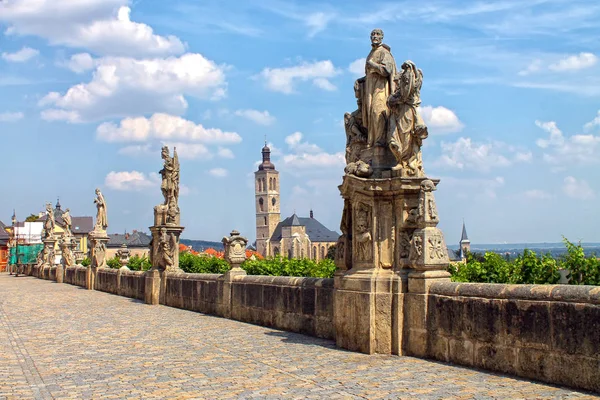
[270,213,339,242]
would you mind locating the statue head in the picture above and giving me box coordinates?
[65,208,70,213]
[161,146,169,160]
[370,29,384,46]
[95,188,101,195]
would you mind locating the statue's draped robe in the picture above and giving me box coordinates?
[388,63,427,174]
[362,44,396,147]
[96,194,108,230]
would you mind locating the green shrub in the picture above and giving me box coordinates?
[107,256,121,269]
[179,252,230,274]
[81,257,91,267]
[561,237,600,285]
[127,255,152,271]
[241,256,336,278]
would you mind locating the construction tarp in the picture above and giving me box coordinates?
[9,244,43,265]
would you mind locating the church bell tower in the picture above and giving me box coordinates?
[255,143,281,257]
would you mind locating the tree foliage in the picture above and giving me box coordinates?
[449,237,598,285]
[242,256,336,278]
[25,214,39,222]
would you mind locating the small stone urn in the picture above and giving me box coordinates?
[116,243,131,268]
[222,230,248,273]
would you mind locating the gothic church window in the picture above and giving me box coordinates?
[259,197,264,212]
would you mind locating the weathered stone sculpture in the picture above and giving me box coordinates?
[93,188,108,232]
[116,244,131,267]
[222,230,248,272]
[88,189,109,272]
[334,29,450,356]
[63,208,73,237]
[39,203,57,276]
[60,236,75,267]
[43,203,55,240]
[149,146,183,273]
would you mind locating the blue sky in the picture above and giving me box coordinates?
[1,0,600,245]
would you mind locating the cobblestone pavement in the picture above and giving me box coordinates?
[1,274,598,400]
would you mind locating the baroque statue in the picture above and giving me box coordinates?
[388,61,428,175]
[44,203,55,239]
[159,146,180,225]
[93,188,108,232]
[158,228,176,270]
[63,208,73,237]
[362,29,396,147]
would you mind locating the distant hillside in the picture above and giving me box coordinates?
[448,242,600,259]
[180,239,223,252]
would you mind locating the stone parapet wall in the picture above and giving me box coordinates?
[424,282,600,393]
[232,276,334,339]
[64,266,88,288]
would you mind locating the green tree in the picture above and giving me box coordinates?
[326,244,337,260]
[25,214,39,222]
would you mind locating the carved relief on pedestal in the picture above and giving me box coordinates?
[409,233,423,262]
[403,198,422,227]
[92,240,107,268]
[399,231,412,260]
[158,228,176,271]
[354,203,373,262]
[61,237,75,267]
[427,234,446,260]
[419,179,439,224]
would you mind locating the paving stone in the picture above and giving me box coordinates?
[0,274,598,399]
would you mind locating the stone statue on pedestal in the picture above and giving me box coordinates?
[43,203,55,239]
[93,189,108,232]
[63,208,73,237]
[334,29,450,355]
[150,146,184,272]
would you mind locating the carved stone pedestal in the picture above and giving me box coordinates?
[334,174,450,355]
[149,225,184,273]
[89,230,109,290]
[41,238,57,279]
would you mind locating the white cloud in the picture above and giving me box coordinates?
[1,46,39,62]
[0,2,185,57]
[523,189,553,200]
[40,53,227,122]
[104,170,157,191]
[162,142,211,160]
[535,119,600,165]
[64,53,95,74]
[420,105,464,134]
[584,110,600,132]
[234,109,275,126]
[96,113,242,144]
[305,12,334,38]
[0,111,24,122]
[563,176,595,200]
[208,168,228,178]
[217,147,234,159]
[549,53,597,72]
[535,120,564,148]
[41,109,81,123]
[435,137,530,171]
[257,60,339,94]
[279,131,344,170]
[518,59,542,76]
[348,58,365,77]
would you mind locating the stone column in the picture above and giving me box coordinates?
[219,230,248,318]
[88,230,109,290]
[334,175,450,355]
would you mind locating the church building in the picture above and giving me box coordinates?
[254,144,339,260]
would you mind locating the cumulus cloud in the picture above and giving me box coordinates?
[420,106,464,134]
[535,119,600,165]
[96,113,242,144]
[563,176,595,200]
[162,142,211,160]
[208,168,228,178]
[104,170,158,191]
[549,53,597,72]
[0,2,185,57]
[40,53,227,122]
[348,58,365,77]
[234,109,275,125]
[279,131,344,170]
[436,137,531,171]
[64,53,95,74]
[1,46,39,62]
[518,59,542,76]
[0,111,24,122]
[584,110,600,132]
[257,60,339,94]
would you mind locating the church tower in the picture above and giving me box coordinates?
[459,220,471,261]
[255,144,280,257]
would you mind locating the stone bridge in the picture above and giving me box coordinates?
[1,274,595,399]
